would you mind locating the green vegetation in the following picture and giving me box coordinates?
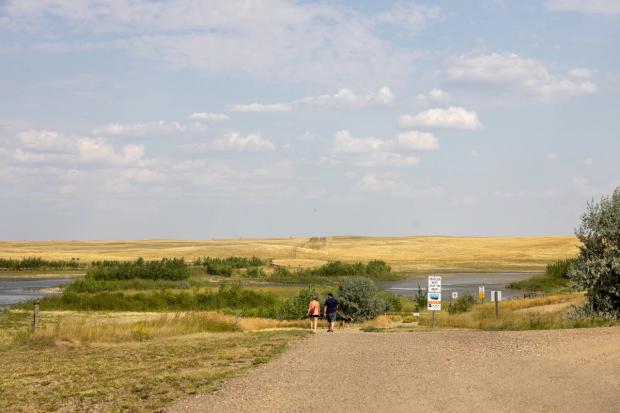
[509,259,575,293]
[570,187,620,318]
[194,256,268,276]
[447,293,475,314]
[88,257,191,281]
[337,277,386,321]
[269,260,393,283]
[65,278,197,293]
[0,257,83,271]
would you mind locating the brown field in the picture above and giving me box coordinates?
[0,235,579,272]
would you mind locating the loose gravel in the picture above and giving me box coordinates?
[167,327,620,413]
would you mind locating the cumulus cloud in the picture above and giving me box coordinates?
[232,86,394,113]
[373,3,441,30]
[212,132,276,151]
[545,0,620,14]
[92,121,183,136]
[324,129,438,167]
[188,112,230,122]
[399,106,481,129]
[416,88,449,106]
[445,53,598,100]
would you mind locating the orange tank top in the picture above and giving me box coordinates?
[308,300,320,315]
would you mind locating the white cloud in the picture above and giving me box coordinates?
[92,121,183,136]
[325,129,439,167]
[545,0,620,14]
[231,103,293,113]
[399,106,481,129]
[16,130,73,153]
[4,1,421,87]
[445,53,598,100]
[232,86,394,113]
[188,112,230,122]
[213,132,276,151]
[568,68,594,78]
[416,88,449,106]
[353,172,445,199]
[296,86,394,108]
[547,153,558,160]
[298,132,316,141]
[584,157,593,166]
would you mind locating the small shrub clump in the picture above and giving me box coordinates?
[337,277,386,321]
[448,293,475,314]
[87,257,190,281]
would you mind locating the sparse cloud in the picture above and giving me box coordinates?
[399,106,481,129]
[92,121,183,136]
[232,86,394,113]
[188,112,230,122]
[545,0,620,15]
[547,153,558,160]
[445,53,598,100]
[212,132,276,151]
[353,172,445,199]
[324,129,438,167]
[416,88,449,106]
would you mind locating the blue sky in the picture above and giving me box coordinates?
[1,0,619,239]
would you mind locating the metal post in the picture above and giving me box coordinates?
[32,300,40,332]
[431,310,435,328]
[495,297,499,319]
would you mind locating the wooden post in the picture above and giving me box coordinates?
[431,310,435,328]
[32,300,40,332]
[495,296,499,319]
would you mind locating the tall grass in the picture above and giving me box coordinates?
[0,256,83,271]
[509,258,576,292]
[87,257,190,280]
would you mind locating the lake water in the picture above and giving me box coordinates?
[377,272,537,300]
[0,278,75,309]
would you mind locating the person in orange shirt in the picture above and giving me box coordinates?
[307,295,320,331]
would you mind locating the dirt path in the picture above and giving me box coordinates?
[167,327,620,413]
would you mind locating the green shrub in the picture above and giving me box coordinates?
[412,285,428,311]
[448,293,475,314]
[0,257,82,271]
[246,267,265,277]
[377,291,402,312]
[337,277,385,321]
[570,187,620,317]
[87,258,190,281]
[277,288,319,320]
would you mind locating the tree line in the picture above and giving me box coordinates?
[0,257,82,270]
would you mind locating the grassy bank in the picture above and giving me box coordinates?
[0,310,307,412]
[508,259,574,293]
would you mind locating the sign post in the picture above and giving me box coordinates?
[478,286,485,303]
[491,290,502,319]
[427,276,442,328]
[451,291,458,300]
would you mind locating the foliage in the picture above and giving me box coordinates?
[246,267,265,277]
[65,278,203,293]
[194,256,267,276]
[0,257,82,271]
[508,259,576,293]
[570,187,620,317]
[337,277,386,321]
[87,257,191,281]
[269,260,392,282]
[25,283,278,312]
[277,288,319,320]
[377,291,403,312]
[447,293,475,314]
[412,284,428,311]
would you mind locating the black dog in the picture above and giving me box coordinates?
[336,314,353,327]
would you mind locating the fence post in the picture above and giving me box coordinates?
[32,300,41,332]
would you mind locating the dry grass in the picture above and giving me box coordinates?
[0,235,579,272]
[0,310,308,412]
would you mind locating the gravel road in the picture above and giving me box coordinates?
[167,327,620,413]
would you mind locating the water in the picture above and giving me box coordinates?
[0,278,75,309]
[377,272,537,300]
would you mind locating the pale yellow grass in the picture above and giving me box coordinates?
[0,235,579,272]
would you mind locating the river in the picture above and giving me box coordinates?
[0,278,75,309]
[377,272,536,300]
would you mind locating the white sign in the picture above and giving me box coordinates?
[478,286,485,295]
[451,291,458,300]
[491,291,502,302]
[427,276,442,311]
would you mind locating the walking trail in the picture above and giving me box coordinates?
[167,327,620,413]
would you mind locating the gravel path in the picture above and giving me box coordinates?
[167,327,620,413]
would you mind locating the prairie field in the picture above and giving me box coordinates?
[0,235,579,272]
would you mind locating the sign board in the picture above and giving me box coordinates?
[478,285,485,300]
[491,291,502,302]
[427,276,442,311]
[451,291,458,300]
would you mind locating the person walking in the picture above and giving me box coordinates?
[307,295,320,331]
[324,292,338,332]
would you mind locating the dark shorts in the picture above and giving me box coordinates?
[327,312,337,322]
[309,314,319,318]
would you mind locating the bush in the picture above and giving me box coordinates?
[377,291,402,312]
[412,285,428,311]
[277,288,319,320]
[246,267,265,278]
[570,187,620,318]
[0,257,82,271]
[448,293,475,314]
[337,277,385,321]
[87,258,190,281]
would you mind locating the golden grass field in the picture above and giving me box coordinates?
[0,235,580,272]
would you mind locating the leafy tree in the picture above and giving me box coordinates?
[277,288,319,320]
[337,276,385,321]
[570,187,620,317]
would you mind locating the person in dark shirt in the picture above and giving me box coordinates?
[324,292,338,332]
